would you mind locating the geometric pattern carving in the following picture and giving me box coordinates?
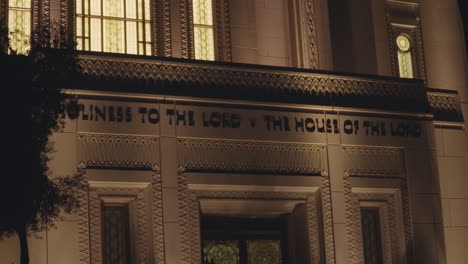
[77,133,159,168]
[59,0,70,44]
[42,0,50,29]
[427,93,459,113]
[177,174,324,264]
[151,167,165,264]
[77,164,90,264]
[88,185,151,264]
[177,138,324,175]
[343,146,405,178]
[415,19,427,81]
[76,55,425,99]
[153,0,172,56]
[305,0,319,69]
[427,90,464,123]
[215,0,231,62]
[321,177,336,264]
[72,54,428,115]
[32,0,38,29]
[66,0,77,46]
[180,0,194,59]
[162,0,172,57]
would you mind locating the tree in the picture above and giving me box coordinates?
[0,22,84,264]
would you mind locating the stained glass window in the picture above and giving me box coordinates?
[247,240,281,264]
[202,216,284,264]
[76,0,152,55]
[8,0,31,54]
[204,240,240,264]
[361,208,383,264]
[396,34,414,78]
[102,205,131,264]
[203,240,282,264]
[192,0,215,60]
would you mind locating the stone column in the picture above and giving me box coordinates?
[420,0,468,263]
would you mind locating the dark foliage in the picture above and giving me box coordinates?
[0,22,83,264]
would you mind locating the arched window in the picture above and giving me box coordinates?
[8,0,31,54]
[76,0,152,55]
[396,34,414,78]
[192,0,215,60]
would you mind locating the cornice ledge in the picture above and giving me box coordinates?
[427,90,464,123]
[72,53,426,100]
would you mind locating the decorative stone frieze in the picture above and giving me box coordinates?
[75,54,424,98]
[343,146,405,178]
[177,138,325,175]
[77,133,159,168]
[428,93,458,113]
[427,91,464,123]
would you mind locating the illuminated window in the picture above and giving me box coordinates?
[102,204,131,264]
[360,208,383,264]
[192,0,215,60]
[76,0,152,55]
[8,0,31,54]
[396,34,413,78]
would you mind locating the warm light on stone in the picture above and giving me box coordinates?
[1,0,467,263]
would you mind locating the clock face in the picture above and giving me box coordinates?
[396,35,411,51]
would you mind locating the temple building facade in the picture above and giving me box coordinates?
[1,0,468,263]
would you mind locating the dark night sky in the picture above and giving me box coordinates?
[459,0,468,60]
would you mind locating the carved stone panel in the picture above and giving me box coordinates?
[427,91,464,123]
[343,146,405,177]
[78,133,159,168]
[177,138,325,175]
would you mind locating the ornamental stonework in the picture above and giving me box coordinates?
[343,146,405,177]
[77,133,159,168]
[177,138,325,174]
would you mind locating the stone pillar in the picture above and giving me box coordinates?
[326,144,348,264]
[420,0,468,263]
[159,104,182,264]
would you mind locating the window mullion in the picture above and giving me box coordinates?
[100,0,103,52]
[240,239,247,264]
[136,0,140,54]
[124,0,127,54]
[75,0,151,55]
[82,0,85,50]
